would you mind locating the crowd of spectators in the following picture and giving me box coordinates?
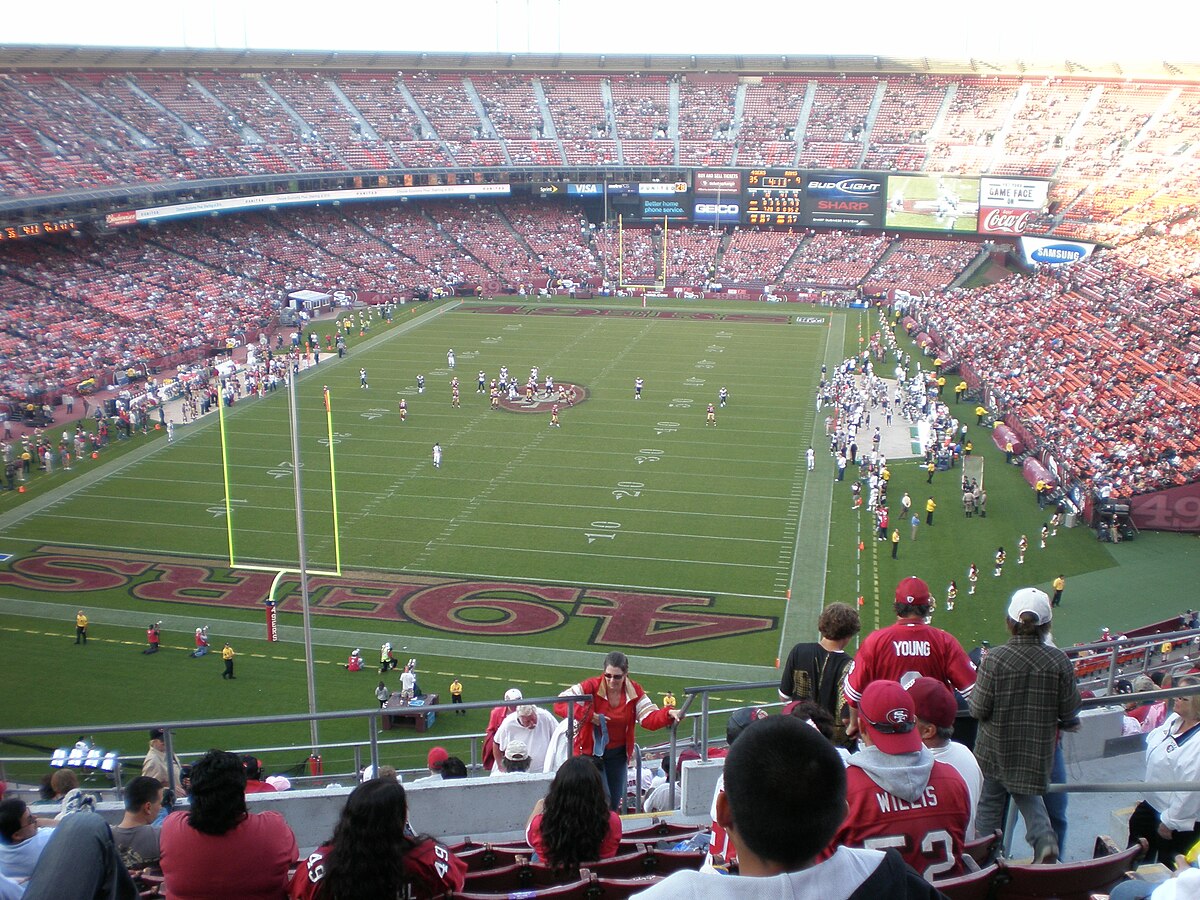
[909,250,1200,497]
[859,238,980,296]
[7,585,1196,898]
[1,68,1198,246]
[781,231,893,287]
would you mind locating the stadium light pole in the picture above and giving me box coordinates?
[286,372,321,753]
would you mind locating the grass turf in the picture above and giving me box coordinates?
[1,298,1196,777]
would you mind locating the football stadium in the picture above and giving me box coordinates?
[0,3,1199,895]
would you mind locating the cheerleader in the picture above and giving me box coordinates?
[968,563,979,595]
[946,581,958,611]
[994,546,1006,577]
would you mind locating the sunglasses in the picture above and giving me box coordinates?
[860,712,916,735]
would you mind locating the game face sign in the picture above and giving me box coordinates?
[977,177,1049,236]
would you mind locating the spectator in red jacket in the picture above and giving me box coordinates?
[556,651,683,810]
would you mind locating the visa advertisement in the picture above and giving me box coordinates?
[803,172,885,228]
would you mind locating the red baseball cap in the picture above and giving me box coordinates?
[895,576,931,606]
[859,681,922,754]
[907,677,957,730]
[427,746,449,769]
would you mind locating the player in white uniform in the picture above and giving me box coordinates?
[447,349,455,369]
[432,443,442,468]
[635,377,644,400]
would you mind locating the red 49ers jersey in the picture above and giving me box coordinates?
[844,620,976,706]
[831,759,970,880]
[290,839,466,899]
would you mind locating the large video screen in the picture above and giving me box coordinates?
[884,175,980,233]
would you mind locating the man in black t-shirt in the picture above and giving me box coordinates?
[779,602,861,747]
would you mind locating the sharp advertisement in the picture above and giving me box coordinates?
[803,173,885,229]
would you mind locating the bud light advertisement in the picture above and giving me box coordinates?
[803,172,885,228]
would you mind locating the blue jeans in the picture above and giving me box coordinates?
[976,775,1056,856]
[1046,743,1068,850]
[597,747,628,812]
[1108,881,1157,900]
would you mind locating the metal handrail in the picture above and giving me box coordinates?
[0,694,591,794]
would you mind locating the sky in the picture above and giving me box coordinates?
[1,0,1186,66]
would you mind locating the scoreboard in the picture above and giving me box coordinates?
[746,169,804,225]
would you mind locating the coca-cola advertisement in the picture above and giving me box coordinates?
[978,206,1035,236]
[978,178,1049,235]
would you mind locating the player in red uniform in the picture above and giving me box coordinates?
[706,403,716,426]
[827,680,971,881]
[549,404,560,428]
[843,576,976,740]
[398,398,407,422]
[451,386,460,408]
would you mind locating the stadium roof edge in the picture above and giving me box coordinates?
[1,44,1199,79]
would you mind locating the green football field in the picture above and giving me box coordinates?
[1,298,1196,777]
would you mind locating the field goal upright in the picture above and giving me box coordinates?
[617,213,669,295]
[216,381,343,579]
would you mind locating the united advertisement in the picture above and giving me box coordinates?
[803,172,885,229]
[978,177,1050,236]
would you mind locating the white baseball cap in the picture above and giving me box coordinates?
[504,688,523,702]
[1008,588,1052,625]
